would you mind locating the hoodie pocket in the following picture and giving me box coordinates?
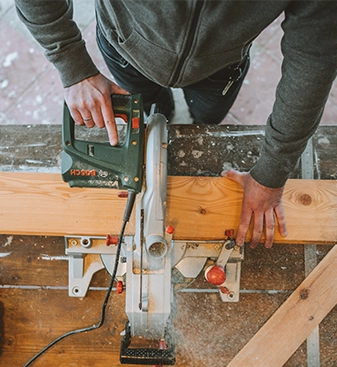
[96,26,129,68]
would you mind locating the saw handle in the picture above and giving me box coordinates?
[63,94,138,144]
[61,94,144,192]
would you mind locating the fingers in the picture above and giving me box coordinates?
[263,204,287,248]
[82,116,95,128]
[222,169,252,247]
[275,203,288,237]
[250,212,264,249]
[104,81,130,145]
[263,209,275,249]
[111,82,130,96]
[250,206,287,249]
[237,208,286,249]
[104,119,118,146]
[85,94,118,146]
[223,171,287,249]
[70,109,85,126]
[235,205,252,247]
[236,210,275,249]
[69,96,118,145]
[68,103,117,145]
[64,74,129,146]
[73,105,106,129]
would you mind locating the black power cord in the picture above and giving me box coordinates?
[24,190,137,367]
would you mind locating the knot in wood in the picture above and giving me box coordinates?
[300,193,312,206]
[199,208,207,215]
[300,288,309,300]
[6,337,15,347]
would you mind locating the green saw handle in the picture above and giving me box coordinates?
[61,94,144,192]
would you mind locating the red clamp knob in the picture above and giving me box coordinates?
[116,280,123,294]
[205,265,226,286]
[166,225,175,235]
[106,234,119,246]
[225,229,235,239]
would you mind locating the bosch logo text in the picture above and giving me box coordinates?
[70,169,97,176]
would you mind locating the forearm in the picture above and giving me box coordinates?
[14,0,99,87]
[251,1,337,188]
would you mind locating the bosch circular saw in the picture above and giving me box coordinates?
[62,94,175,365]
[61,94,243,366]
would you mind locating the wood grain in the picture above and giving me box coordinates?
[0,172,337,243]
[0,172,134,237]
[227,245,337,367]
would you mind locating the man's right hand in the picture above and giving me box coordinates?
[64,73,129,146]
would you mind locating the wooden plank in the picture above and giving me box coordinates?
[0,172,134,237]
[227,245,337,367]
[167,176,337,243]
[0,172,337,243]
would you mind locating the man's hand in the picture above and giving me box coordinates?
[221,169,287,248]
[64,73,129,146]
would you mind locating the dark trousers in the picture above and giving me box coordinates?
[96,26,250,124]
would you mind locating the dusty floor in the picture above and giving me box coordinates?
[1,235,336,366]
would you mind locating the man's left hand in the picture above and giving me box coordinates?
[221,169,288,248]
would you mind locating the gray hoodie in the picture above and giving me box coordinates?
[15,0,337,187]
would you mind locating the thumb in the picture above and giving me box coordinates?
[221,168,245,186]
[110,81,130,96]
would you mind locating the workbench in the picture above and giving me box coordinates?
[0,124,336,367]
[1,124,337,179]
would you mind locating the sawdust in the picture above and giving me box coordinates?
[317,136,330,148]
[2,235,13,247]
[170,292,242,366]
[191,150,203,159]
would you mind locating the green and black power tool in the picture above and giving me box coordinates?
[61,94,144,193]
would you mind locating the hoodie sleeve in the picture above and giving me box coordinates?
[250,1,337,188]
[14,0,99,87]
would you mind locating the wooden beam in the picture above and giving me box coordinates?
[0,172,337,243]
[226,245,337,367]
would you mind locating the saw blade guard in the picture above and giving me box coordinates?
[142,111,168,261]
[126,112,172,338]
[122,111,176,364]
[61,94,144,193]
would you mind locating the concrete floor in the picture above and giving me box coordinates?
[1,0,337,127]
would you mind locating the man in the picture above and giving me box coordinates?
[14,0,337,249]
